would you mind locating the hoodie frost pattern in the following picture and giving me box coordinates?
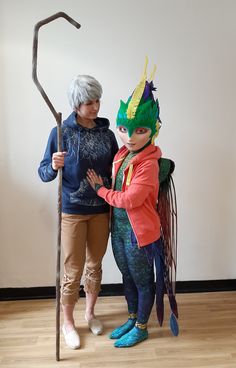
[38,112,118,215]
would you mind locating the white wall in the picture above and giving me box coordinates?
[0,0,235,287]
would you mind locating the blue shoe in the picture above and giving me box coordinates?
[114,326,148,348]
[109,318,136,339]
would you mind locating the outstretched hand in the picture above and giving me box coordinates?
[87,169,104,190]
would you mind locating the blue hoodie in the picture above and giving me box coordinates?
[38,112,119,215]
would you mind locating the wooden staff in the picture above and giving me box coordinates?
[32,12,81,361]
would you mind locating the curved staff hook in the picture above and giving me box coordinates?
[32,12,81,361]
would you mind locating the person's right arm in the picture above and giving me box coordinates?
[38,127,66,182]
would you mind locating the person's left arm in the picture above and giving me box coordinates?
[110,130,119,160]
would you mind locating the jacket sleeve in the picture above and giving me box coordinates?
[97,159,159,210]
[38,127,58,182]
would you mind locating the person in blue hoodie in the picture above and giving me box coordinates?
[38,75,118,349]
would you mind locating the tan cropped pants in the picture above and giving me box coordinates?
[61,212,109,305]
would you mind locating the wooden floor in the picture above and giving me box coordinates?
[0,292,236,368]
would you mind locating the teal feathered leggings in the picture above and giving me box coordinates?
[111,217,157,324]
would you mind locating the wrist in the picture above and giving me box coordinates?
[51,164,58,172]
[95,183,103,192]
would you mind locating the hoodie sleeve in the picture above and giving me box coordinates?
[97,159,159,210]
[109,130,119,162]
[38,127,58,182]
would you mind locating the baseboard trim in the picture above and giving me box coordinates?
[0,279,235,301]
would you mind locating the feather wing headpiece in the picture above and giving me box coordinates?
[116,57,162,141]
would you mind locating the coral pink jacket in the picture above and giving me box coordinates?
[97,144,162,247]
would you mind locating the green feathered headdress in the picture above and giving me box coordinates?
[116,57,162,143]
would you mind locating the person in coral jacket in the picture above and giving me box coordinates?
[87,61,163,348]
